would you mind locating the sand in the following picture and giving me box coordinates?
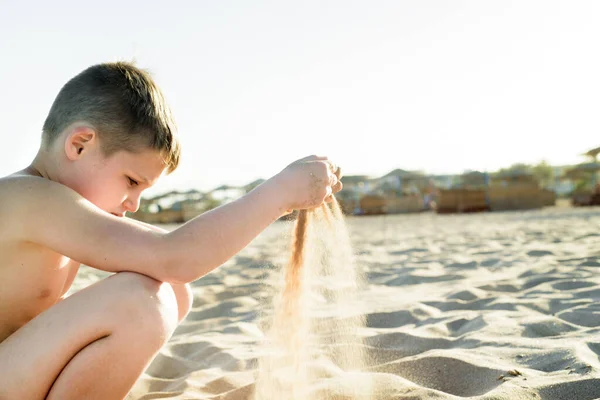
[72,206,600,399]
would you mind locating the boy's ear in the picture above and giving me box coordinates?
[64,126,97,161]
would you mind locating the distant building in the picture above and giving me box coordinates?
[209,185,246,203]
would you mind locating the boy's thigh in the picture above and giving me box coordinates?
[0,271,177,399]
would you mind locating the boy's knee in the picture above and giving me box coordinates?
[111,272,179,340]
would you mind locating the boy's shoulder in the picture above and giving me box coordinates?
[0,173,79,207]
[0,173,53,201]
[0,174,67,235]
[0,173,36,201]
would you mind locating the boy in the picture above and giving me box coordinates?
[0,62,342,399]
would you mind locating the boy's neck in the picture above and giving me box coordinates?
[25,151,58,182]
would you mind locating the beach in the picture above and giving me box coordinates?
[73,206,600,399]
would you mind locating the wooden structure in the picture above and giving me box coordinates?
[359,194,386,215]
[488,184,545,211]
[435,170,554,214]
[540,189,557,207]
[571,189,600,207]
[566,166,600,206]
[357,194,424,215]
[337,175,372,215]
[385,195,424,214]
[339,172,429,215]
[378,170,430,213]
[488,172,551,211]
[436,188,488,214]
[435,171,489,214]
[564,146,600,206]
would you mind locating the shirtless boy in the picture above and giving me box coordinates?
[0,62,342,399]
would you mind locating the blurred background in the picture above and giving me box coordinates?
[1,0,599,221]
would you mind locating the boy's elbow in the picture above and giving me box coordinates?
[161,263,195,284]
[159,257,211,284]
[147,233,211,284]
[154,246,199,284]
[141,234,189,284]
[150,251,192,284]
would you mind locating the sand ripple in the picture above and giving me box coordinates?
[94,207,600,399]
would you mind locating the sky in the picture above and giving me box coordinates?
[1,1,599,196]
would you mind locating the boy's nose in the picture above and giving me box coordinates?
[124,194,141,213]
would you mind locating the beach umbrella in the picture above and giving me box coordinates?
[582,146,600,161]
[563,162,600,184]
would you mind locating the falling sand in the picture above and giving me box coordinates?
[254,198,372,400]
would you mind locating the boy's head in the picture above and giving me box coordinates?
[40,61,181,216]
[42,61,180,172]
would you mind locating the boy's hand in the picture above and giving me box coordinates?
[275,155,343,212]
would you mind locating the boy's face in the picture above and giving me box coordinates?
[66,146,166,217]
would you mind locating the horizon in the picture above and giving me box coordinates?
[151,160,588,197]
[1,1,599,196]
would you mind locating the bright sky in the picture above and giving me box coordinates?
[1,1,599,196]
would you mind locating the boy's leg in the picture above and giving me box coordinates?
[171,282,194,323]
[0,272,188,400]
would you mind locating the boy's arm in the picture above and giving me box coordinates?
[7,156,340,283]
[126,218,169,234]
[8,174,285,283]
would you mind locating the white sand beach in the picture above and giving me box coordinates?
[72,206,600,399]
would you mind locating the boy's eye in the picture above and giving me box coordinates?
[127,177,139,186]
